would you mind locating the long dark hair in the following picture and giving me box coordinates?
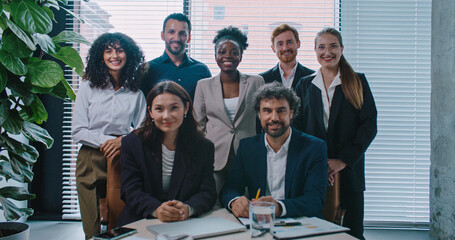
[315,27,363,109]
[83,32,144,91]
[134,81,203,156]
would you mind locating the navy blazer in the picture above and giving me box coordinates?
[220,129,328,218]
[117,132,216,226]
[259,63,314,89]
[293,73,377,193]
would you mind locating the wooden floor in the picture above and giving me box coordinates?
[26,220,431,240]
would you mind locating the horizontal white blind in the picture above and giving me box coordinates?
[341,0,431,226]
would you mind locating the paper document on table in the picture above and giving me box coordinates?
[272,217,349,239]
[237,217,301,227]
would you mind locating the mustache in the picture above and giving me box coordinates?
[267,120,284,125]
[170,40,183,45]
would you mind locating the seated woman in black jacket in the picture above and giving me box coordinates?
[117,81,216,225]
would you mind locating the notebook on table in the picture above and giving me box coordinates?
[272,217,349,239]
[146,216,246,239]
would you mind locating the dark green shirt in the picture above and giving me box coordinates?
[139,51,211,100]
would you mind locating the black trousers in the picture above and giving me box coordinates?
[340,191,365,240]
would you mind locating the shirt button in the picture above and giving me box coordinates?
[178,79,181,82]
[230,129,235,134]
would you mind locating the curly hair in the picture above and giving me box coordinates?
[253,82,301,118]
[213,26,248,54]
[83,32,144,91]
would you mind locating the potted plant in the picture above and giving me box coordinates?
[0,0,89,238]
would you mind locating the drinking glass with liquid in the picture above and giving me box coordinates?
[249,201,275,238]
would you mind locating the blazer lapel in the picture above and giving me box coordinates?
[256,136,268,197]
[167,150,187,200]
[233,72,248,124]
[309,84,327,136]
[213,74,232,126]
[272,64,282,84]
[284,130,298,197]
[144,145,164,199]
[291,63,303,89]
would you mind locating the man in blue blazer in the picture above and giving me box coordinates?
[259,24,314,90]
[220,82,328,218]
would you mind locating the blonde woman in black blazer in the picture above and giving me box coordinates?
[293,28,377,240]
[194,27,264,196]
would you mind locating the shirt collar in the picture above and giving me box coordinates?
[264,128,293,153]
[159,51,193,65]
[278,61,298,77]
[311,68,341,90]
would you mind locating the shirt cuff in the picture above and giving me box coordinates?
[228,196,241,210]
[151,210,157,218]
[277,200,287,217]
[187,204,195,217]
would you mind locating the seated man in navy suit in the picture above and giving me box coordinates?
[220,82,328,218]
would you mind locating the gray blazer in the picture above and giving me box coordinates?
[193,72,264,171]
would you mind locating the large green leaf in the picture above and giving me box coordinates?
[0,66,7,93]
[0,49,28,76]
[21,121,53,149]
[42,6,56,22]
[0,195,34,221]
[18,106,34,122]
[51,46,84,76]
[32,33,57,54]
[7,77,35,106]
[61,78,76,100]
[52,30,91,45]
[2,29,33,58]
[7,151,35,182]
[0,109,23,134]
[4,16,37,51]
[0,7,7,30]
[10,0,53,34]
[48,80,67,99]
[29,95,48,124]
[0,186,35,221]
[24,78,53,94]
[0,157,22,182]
[0,134,39,161]
[0,100,10,127]
[25,57,63,88]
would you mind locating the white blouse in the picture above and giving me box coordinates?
[223,97,239,122]
[311,69,341,130]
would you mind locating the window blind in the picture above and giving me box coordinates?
[61,0,432,227]
[341,0,431,227]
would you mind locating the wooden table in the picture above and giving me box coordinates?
[123,208,357,240]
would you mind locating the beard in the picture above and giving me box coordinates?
[263,121,289,138]
[277,50,297,64]
[166,40,186,56]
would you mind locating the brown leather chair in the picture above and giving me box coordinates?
[322,173,346,225]
[105,154,125,230]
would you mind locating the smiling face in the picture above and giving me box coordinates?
[272,30,300,64]
[315,33,344,70]
[161,19,191,57]
[216,40,242,73]
[148,92,189,138]
[258,98,294,139]
[103,43,127,75]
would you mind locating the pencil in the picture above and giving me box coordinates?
[255,188,261,200]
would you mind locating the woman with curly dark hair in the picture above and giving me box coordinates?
[72,32,146,239]
[193,26,264,200]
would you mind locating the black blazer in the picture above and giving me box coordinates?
[293,73,377,193]
[117,132,216,226]
[260,62,314,89]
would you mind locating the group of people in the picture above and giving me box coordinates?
[71,13,377,240]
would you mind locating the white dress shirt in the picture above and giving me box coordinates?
[311,69,341,130]
[279,62,299,89]
[161,144,175,193]
[264,128,292,217]
[71,81,147,148]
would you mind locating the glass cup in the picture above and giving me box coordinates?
[249,201,275,238]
